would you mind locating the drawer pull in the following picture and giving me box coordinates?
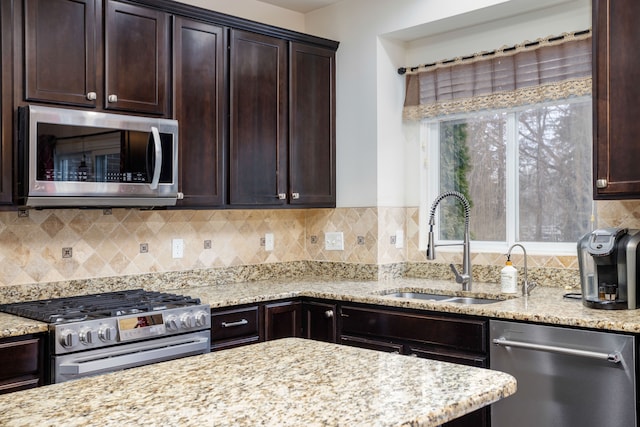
[221,319,249,328]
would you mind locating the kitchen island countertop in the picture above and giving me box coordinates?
[0,337,516,427]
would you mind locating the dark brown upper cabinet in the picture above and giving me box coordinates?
[593,0,640,198]
[228,30,336,208]
[23,0,169,116]
[289,42,336,207]
[24,0,99,108]
[174,17,226,207]
[229,29,289,207]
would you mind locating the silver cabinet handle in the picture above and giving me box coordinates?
[596,179,608,189]
[277,193,287,200]
[221,319,249,328]
[324,310,334,318]
[86,92,97,101]
[292,193,300,199]
[492,337,621,363]
[108,94,118,103]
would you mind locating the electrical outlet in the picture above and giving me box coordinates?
[172,239,184,259]
[265,233,274,251]
[395,230,404,249]
[325,232,344,251]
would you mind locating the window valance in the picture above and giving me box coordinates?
[403,30,592,120]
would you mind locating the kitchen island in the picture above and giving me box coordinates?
[0,337,515,427]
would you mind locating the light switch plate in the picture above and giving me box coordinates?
[395,230,404,249]
[325,232,344,251]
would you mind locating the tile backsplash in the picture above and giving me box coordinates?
[0,200,636,288]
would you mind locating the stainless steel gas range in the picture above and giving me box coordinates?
[0,289,211,383]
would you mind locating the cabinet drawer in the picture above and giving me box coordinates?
[211,306,261,342]
[340,305,486,353]
[0,337,42,382]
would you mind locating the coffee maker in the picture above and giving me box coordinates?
[578,228,640,310]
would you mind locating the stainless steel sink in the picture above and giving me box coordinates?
[443,296,502,305]
[379,290,504,304]
[382,292,453,301]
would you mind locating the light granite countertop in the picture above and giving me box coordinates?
[2,276,640,339]
[183,277,640,334]
[0,337,516,427]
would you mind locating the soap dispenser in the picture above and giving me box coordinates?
[501,255,518,294]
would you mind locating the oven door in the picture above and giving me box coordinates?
[52,331,209,383]
[17,105,179,208]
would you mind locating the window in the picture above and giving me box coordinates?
[404,30,593,255]
[422,97,592,254]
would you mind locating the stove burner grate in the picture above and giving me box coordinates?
[0,289,202,324]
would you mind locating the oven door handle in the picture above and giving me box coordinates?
[149,126,162,190]
[58,335,209,376]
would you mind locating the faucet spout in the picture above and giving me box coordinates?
[426,191,472,291]
[506,243,537,296]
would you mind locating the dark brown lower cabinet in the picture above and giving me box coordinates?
[302,300,336,343]
[339,304,488,427]
[0,334,45,394]
[264,301,302,340]
[210,305,263,351]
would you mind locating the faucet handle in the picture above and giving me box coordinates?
[449,263,470,285]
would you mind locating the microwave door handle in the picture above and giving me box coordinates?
[150,126,162,190]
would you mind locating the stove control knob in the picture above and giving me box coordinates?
[60,329,79,349]
[79,327,98,345]
[180,313,196,329]
[165,314,179,331]
[195,311,209,327]
[98,325,117,342]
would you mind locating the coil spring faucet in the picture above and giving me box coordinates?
[426,191,472,291]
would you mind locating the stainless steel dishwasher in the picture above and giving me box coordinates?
[490,320,636,427]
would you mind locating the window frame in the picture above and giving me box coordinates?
[419,96,593,256]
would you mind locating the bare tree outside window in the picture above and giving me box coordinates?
[436,99,592,245]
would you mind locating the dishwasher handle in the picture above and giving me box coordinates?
[492,337,622,363]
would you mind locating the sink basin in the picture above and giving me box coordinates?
[443,296,502,305]
[382,292,453,301]
[379,290,504,304]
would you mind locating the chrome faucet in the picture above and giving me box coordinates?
[426,191,472,291]
[506,243,537,296]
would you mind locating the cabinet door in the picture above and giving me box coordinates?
[302,301,336,343]
[174,17,225,207]
[289,43,336,207]
[265,301,301,340]
[0,0,13,204]
[24,0,99,107]
[104,0,169,115]
[0,335,45,394]
[593,0,640,198]
[229,29,288,206]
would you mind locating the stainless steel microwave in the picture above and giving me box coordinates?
[17,105,180,208]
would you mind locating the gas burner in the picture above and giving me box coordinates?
[0,289,203,324]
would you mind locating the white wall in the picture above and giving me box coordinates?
[175,0,305,32]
